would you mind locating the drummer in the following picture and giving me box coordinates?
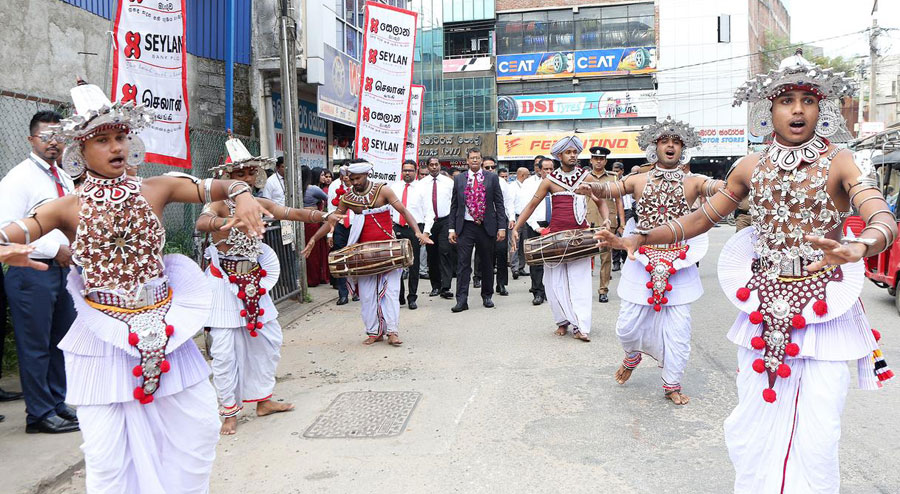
[304,159,432,346]
[511,137,610,342]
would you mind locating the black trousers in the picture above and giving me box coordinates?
[455,221,494,303]
[5,264,75,424]
[0,268,6,378]
[473,230,508,287]
[332,224,351,298]
[394,223,422,302]
[427,216,455,292]
[522,224,545,296]
[614,208,635,265]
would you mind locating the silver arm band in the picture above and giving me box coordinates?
[849,185,879,205]
[664,222,678,243]
[855,195,884,210]
[860,224,892,254]
[699,203,718,226]
[227,181,252,201]
[716,188,740,205]
[12,220,30,244]
[705,200,725,221]
[865,208,893,224]
[868,220,898,245]
[203,178,213,204]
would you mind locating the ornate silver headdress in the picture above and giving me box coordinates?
[209,136,275,189]
[636,116,701,164]
[44,80,154,178]
[733,49,857,141]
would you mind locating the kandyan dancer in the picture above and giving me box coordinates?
[194,136,337,435]
[599,51,896,491]
[304,159,432,346]
[0,82,271,493]
[583,117,722,405]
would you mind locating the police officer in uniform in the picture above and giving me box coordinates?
[585,146,624,303]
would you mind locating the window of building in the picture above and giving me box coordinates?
[444,20,494,58]
[718,14,731,43]
[334,0,406,59]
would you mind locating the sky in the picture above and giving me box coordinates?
[787,0,900,59]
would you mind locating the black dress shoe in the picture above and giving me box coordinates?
[352,295,360,302]
[451,302,469,313]
[25,415,79,434]
[496,285,509,296]
[399,296,406,305]
[518,269,530,277]
[512,270,519,280]
[532,295,544,305]
[0,414,4,423]
[0,387,24,402]
[429,288,441,297]
[440,291,454,299]
[336,296,349,306]
[408,300,418,310]
[612,262,621,272]
[598,293,609,303]
[57,405,78,423]
[473,279,482,288]
[482,297,494,308]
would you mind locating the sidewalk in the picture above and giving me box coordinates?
[0,285,337,494]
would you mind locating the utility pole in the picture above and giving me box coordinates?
[278,0,308,301]
[868,0,879,122]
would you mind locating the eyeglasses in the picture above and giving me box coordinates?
[483,165,496,170]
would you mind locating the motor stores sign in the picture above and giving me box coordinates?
[354,2,418,182]
[497,131,643,160]
[112,0,190,167]
[697,126,747,156]
[404,85,424,162]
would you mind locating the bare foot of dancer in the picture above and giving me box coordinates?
[388,334,403,346]
[665,390,690,405]
[257,399,295,416]
[614,365,634,384]
[555,325,568,336]
[363,335,384,345]
[220,416,238,435]
[573,331,590,342]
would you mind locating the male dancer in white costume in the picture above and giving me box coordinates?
[582,117,722,405]
[511,137,609,342]
[0,82,271,493]
[195,137,337,434]
[599,51,896,492]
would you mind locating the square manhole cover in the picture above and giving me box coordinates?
[303,391,421,438]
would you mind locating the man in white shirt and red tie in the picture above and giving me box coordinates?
[0,111,79,434]
[389,160,432,309]
[423,157,455,299]
[327,166,357,305]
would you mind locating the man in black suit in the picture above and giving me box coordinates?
[448,148,507,312]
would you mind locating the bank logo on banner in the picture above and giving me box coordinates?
[112,0,190,168]
[404,85,424,162]
[354,2,418,182]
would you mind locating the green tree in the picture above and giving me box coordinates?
[760,31,857,74]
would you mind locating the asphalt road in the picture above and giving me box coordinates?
[44,226,900,493]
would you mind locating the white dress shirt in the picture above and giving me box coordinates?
[259,172,286,206]
[498,178,515,226]
[388,180,432,231]
[325,182,355,238]
[512,178,530,215]
[422,173,453,225]
[0,153,75,259]
[521,177,548,232]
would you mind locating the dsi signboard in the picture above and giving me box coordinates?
[497,90,658,122]
[497,46,656,81]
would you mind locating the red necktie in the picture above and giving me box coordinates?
[343,211,351,228]
[432,177,438,217]
[399,183,409,227]
[48,165,65,197]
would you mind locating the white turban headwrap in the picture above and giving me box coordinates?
[347,161,373,175]
[550,136,584,158]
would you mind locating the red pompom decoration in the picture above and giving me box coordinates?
[132,365,143,377]
[259,269,267,277]
[665,283,672,291]
[645,264,653,272]
[751,336,766,350]
[133,387,145,400]
[228,275,237,283]
[736,287,751,301]
[331,198,339,206]
[668,267,676,274]
[678,251,687,260]
[749,311,763,325]
[240,309,247,317]
[872,329,881,342]
[653,304,662,312]
[256,322,264,329]
[128,333,139,346]
[246,322,254,330]
[762,388,777,403]
[250,330,258,338]
[140,394,154,405]
[237,291,246,300]
[752,358,766,373]
[258,308,265,316]
[165,325,174,337]
[660,297,668,305]
[791,315,806,329]
[259,288,267,295]
[777,363,791,378]
[812,299,828,316]
[647,296,656,304]
[160,360,171,373]
[638,246,647,255]
[646,281,654,289]
[784,342,800,357]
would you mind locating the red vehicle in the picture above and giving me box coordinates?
[846,148,900,314]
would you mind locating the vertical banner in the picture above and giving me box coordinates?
[404,85,425,162]
[111,0,191,168]
[354,1,418,182]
